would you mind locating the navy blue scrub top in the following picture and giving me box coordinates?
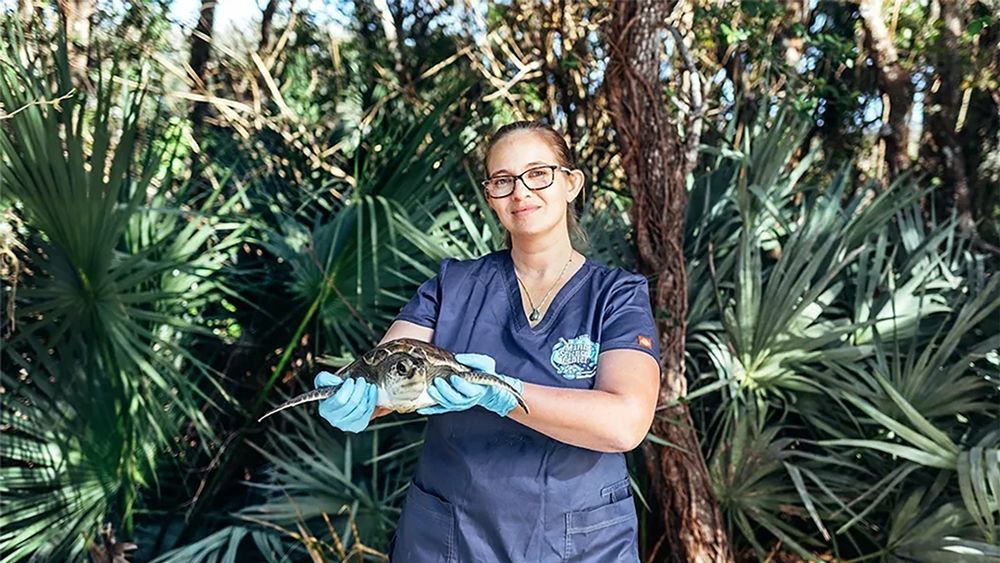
[389,249,660,563]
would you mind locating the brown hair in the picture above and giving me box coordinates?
[483,121,587,248]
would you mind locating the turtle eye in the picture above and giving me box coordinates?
[397,361,409,375]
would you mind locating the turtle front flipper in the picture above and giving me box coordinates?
[257,386,340,422]
[464,372,530,415]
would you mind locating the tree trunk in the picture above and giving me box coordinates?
[604,2,733,562]
[17,0,34,26]
[967,65,1000,249]
[258,0,279,55]
[187,0,216,191]
[859,0,913,181]
[378,0,407,86]
[254,0,280,106]
[188,0,216,135]
[925,0,974,232]
[780,0,809,69]
[57,0,94,82]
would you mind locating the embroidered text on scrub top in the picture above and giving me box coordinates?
[550,334,600,379]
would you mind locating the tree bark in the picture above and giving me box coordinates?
[188,0,216,136]
[967,44,1000,249]
[859,0,913,181]
[17,0,34,26]
[57,0,94,82]
[187,0,216,193]
[378,0,406,85]
[925,0,974,232]
[258,0,279,54]
[604,2,733,562]
[780,0,809,69]
[254,0,280,106]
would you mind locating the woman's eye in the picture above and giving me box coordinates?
[495,178,514,188]
[527,169,545,178]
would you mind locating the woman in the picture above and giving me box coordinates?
[314,121,661,562]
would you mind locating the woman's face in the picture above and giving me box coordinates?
[484,131,583,240]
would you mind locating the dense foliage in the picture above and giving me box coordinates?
[1,2,997,561]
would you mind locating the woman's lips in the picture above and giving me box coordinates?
[511,206,540,216]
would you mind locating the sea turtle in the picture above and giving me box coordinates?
[258,338,529,422]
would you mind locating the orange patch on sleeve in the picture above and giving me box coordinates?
[637,335,653,349]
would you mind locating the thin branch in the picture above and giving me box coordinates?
[666,23,703,176]
[0,89,76,120]
[482,61,543,102]
[251,51,294,120]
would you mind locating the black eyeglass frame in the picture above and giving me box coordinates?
[481,164,574,199]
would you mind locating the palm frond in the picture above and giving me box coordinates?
[0,31,246,559]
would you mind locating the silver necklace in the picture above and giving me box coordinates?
[515,253,573,323]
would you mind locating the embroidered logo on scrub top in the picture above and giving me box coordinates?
[550,334,600,379]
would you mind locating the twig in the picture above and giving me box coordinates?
[264,2,299,70]
[419,44,472,81]
[482,61,543,102]
[251,51,294,120]
[183,428,245,521]
[645,531,667,563]
[666,23,704,176]
[970,232,1000,258]
[0,89,76,120]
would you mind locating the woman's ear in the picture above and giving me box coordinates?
[567,169,585,202]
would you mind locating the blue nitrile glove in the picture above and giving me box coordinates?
[417,353,524,417]
[313,371,379,433]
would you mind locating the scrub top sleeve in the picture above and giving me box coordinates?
[600,274,661,361]
[393,258,453,329]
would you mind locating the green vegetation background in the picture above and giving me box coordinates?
[1,1,998,561]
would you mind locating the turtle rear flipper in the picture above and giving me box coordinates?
[464,373,530,415]
[258,386,340,422]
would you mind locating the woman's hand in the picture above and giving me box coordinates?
[417,353,524,417]
[313,372,379,433]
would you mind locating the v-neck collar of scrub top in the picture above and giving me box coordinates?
[499,248,595,334]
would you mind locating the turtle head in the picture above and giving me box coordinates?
[378,354,433,407]
[384,355,423,383]
[357,339,443,408]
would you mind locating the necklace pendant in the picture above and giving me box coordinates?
[529,308,541,322]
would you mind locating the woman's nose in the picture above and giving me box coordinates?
[510,179,532,200]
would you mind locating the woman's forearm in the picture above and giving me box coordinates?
[507,382,653,453]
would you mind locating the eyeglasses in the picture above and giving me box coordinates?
[481,164,573,199]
